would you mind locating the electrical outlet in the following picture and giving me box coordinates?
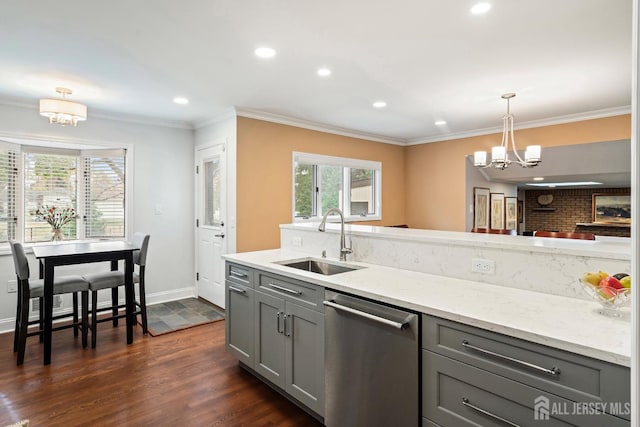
[7,279,17,293]
[292,236,303,247]
[471,258,495,274]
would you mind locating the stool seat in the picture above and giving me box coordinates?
[29,275,90,296]
[84,271,140,291]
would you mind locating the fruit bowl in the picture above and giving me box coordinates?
[579,278,631,317]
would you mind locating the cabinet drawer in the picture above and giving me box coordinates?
[226,262,252,286]
[423,350,629,427]
[422,315,630,419]
[257,272,323,311]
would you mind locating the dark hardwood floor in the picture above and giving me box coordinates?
[0,319,323,427]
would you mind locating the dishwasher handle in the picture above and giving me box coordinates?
[323,300,411,330]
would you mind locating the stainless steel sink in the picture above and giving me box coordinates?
[276,258,362,275]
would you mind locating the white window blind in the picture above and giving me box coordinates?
[0,142,18,242]
[23,151,78,242]
[83,150,126,238]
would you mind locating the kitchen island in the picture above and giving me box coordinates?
[223,224,631,425]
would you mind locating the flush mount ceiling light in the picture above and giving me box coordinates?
[317,68,332,77]
[434,120,447,126]
[39,87,87,126]
[372,101,387,108]
[173,96,189,105]
[473,93,541,170]
[470,2,492,14]
[254,47,276,58]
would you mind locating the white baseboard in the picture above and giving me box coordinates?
[0,286,197,334]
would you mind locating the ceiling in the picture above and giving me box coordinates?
[0,0,632,144]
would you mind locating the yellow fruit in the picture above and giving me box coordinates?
[582,271,606,287]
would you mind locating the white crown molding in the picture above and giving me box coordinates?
[406,106,632,145]
[234,107,407,146]
[0,96,194,130]
[192,107,238,130]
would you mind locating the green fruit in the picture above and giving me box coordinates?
[620,276,631,289]
[613,273,629,280]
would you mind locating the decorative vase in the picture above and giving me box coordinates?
[51,228,64,242]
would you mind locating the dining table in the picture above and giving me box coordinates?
[31,240,138,365]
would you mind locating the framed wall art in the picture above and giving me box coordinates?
[505,197,518,230]
[490,192,505,230]
[592,194,631,224]
[473,187,490,229]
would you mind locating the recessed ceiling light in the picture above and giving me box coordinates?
[470,2,492,14]
[254,47,276,58]
[373,101,387,108]
[435,120,447,126]
[533,177,544,181]
[317,68,331,77]
[173,97,189,105]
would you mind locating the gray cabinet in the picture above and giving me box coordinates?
[225,281,254,367]
[225,262,325,418]
[225,263,255,367]
[422,314,630,426]
[254,282,325,416]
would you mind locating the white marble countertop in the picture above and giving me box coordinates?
[223,248,631,367]
[281,223,631,260]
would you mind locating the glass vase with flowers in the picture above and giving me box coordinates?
[34,205,77,242]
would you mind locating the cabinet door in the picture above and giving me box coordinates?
[225,281,254,367]
[285,302,325,416]
[254,290,286,387]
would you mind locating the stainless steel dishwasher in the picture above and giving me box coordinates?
[324,290,419,427]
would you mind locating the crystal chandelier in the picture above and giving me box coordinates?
[39,87,87,126]
[474,93,541,169]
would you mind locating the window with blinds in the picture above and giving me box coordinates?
[0,141,127,244]
[83,150,126,238]
[23,151,78,242]
[0,143,18,242]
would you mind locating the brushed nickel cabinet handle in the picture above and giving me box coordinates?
[462,398,521,427]
[229,270,248,278]
[228,286,246,294]
[268,283,302,295]
[462,340,561,376]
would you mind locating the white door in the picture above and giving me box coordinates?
[196,145,226,308]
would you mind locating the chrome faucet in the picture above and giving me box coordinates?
[318,208,352,261]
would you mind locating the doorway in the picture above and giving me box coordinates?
[195,144,227,308]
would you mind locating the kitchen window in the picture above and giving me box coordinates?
[292,152,381,222]
[0,140,126,243]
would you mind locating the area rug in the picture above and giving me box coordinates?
[145,298,225,336]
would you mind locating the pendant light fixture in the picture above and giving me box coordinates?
[39,87,87,126]
[474,93,541,169]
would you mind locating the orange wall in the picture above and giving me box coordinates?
[404,114,631,231]
[236,117,406,252]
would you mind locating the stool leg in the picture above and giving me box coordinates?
[138,271,148,334]
[111,287,119,327]
[38,296,44,343]
[73,292,79,337]
[81,291,89,348]
[14,282,22,352]
[17,287,30,365]
[91,290,98,349]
